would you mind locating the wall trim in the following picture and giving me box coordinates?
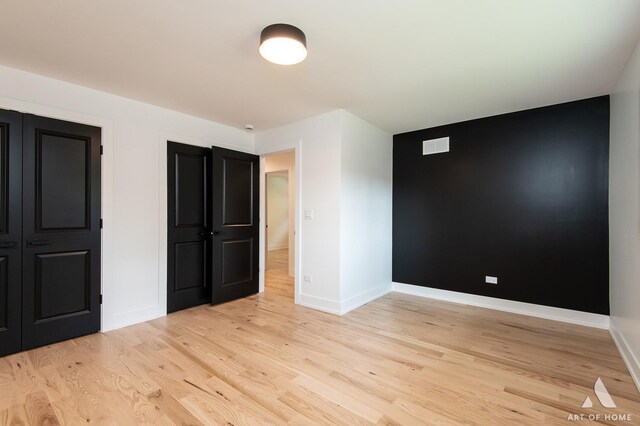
[609,319,640,393]
[340,285,391,315]
[392,282,610,329]
[298,286,391,316]
[298,293,341,315]
[268,244,288,251]
[107,305,159,332]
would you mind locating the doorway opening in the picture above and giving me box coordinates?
[263,151,295,300]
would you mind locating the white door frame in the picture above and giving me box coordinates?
[265,170,291,256]
[257,143,301,304]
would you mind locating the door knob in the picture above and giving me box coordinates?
[212,230,221,236]
[198,231,212,237]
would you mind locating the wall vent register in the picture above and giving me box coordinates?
[423,137,450,155]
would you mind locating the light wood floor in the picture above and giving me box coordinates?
[1,266,639,424]
[266,249,294,299]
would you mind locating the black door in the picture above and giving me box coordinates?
[167,142,212,313]
[22,115,101,350]
[211,147,259,304]
[0,110,22,357]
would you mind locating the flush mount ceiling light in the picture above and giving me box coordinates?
[259,23,307,65]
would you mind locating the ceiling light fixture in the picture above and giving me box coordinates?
[259,23,307,65]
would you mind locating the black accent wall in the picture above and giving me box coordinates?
[393,96,609,314]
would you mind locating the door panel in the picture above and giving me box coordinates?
[39,134,89,230]
[212,147,259,304]
[167,142,211,313]
[35,251,90,321]
[175,241,206,291]
[175,153,207,227]
[222,158,253,226]
[221,239,253,286]
[22,115,101,350]
[0,110,22,357]
[0,257,7,329]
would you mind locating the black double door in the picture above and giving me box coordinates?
[167,143,259,312]
[0,110,101,357]
[0,110,23,356]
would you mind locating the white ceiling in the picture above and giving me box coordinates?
[1,1,639,134]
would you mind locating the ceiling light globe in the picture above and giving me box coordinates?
[260,24,307,65]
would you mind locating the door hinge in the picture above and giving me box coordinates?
[99,294,103,304]
[100,219,103,229]
[100,145,104,155]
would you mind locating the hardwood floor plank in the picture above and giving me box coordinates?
[379,398,459,426]
[278,384,373,426]
[179,392,275,426]
[146,388,203,426]
[292,374,383,423]
[0,404,31,426]
[35,365,72,404]
[24,391,60,426]
[49,397,89,426]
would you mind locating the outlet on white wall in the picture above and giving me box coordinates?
[304,274,313,282]
[485,276,498,284]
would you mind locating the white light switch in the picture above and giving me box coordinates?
[304,209,314,219]
[304,274,313,282]
[485,276,498,284]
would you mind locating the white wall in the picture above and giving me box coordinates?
[266,174,289,251]
[255,111,343,311]
[255,110,393,314]
[264,151,296,276]
[609,39,640,390]
[339,111,393,312]
[0,65,253,331]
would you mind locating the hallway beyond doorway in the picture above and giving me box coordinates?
[266,249,293,299]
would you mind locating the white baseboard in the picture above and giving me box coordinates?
[104,305,160,332]
[297,285,391,316]
[340,285,391,315]
[298,293,342,315]
[392,282,610,329]
[609,319,640,393]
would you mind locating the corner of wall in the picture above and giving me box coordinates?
[339,284,392,315]
[337,111,393,310]
[610,318,640,392]
[248,130,257,155]
[609,35,640,394]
